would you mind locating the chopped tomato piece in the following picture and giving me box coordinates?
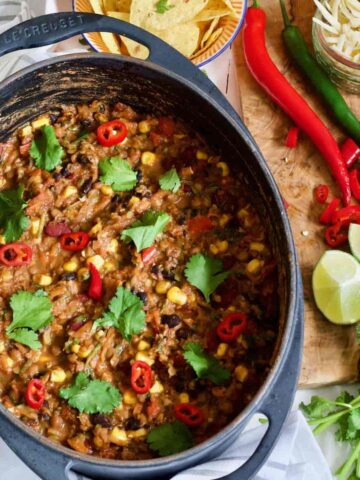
[188,216,213,235]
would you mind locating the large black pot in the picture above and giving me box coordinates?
[0,13,303,480]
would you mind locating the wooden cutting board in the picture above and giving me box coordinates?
[233,0,359,387]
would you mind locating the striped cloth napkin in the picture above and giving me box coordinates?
[0,2,333,480]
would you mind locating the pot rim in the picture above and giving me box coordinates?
[0,52,300,469]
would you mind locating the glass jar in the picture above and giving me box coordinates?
[312,10,360,94]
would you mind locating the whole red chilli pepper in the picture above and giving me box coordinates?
[242,2,351,205]
[332,205,360,226]
[341,138,360,169]
[325,223,348,248]
[88,263,102,301]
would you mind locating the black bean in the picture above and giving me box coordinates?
[81,179,92,195]
[143,192,152,199]
[176,328,190,340]
[98,104,105,113]
[53,166,70,181]
[80,119,91,127]
[136,170,143,181]
[124,417,141,430]
[92,414,112,428]
[162,271,175,281]
[61,272,76,281]
[40,412,50,421]
[161,314,181,328]
[49,113,59,124]
[178,215,186,225]
[151,265,159,275]
[131,290,147,305]
[77,154,90,165]
[173,379,186,393]
[112,194,122,203]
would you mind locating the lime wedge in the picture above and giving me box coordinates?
[349,223,360,262]
[312,250,360,325]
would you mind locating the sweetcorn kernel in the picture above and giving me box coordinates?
[246,259,264,275]
[34,274,53,286]
[108,239,119,253]
[86,255,104,271]
[110,428,128,446]
[216,343,228,357]
[196,150,208,160]
[217,162,229,176]
[127,428,148,438]
[78,346,92,359]
[137,340,151,351]
[135,352,155,365]
[89,222,102,236]
[219,214,231,228]
[217,240,228,253]
[141,151,156,166]
[19,125,32,137]
[138,120,151,133]
[155,280,171,295]
[234,365,249,382]
[77,267,90,281]
[50,367,66,383]
[209,244,219,255]
[237,208,249,220]
[250,242,265,253]
[129,196,140,208]
[71,344,80,354]
[0,235,5,245]
[101,185,113,196]
[63,186,78,199]
[31,218,41,236]
[123,390,138,405]
[167,287,187,306]
[178,393,190,403]
[63,259,79,273]
[31,115,50,130]
[104,261,116,272]
[150,381,164,394]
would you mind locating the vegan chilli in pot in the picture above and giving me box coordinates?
[0,100,278,459]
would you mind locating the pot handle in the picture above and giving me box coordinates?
[217,299,303,480]
[0,12,240,122]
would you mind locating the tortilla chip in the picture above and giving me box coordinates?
[115,0,131,12]
[153,23,200,57]
[103,0,117,10]
[89,0,122,54]
[191,27,223,58]
[130,0,209,30]
[107,11,130,20]
[201,16,220,48]
[121,37,149,59]
[221,0,237,16]
[194,9,229,22]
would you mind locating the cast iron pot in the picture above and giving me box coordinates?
[0,12,304,480]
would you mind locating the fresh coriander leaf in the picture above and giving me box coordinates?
[7,329,41,350]
[155,0,174,14]
[356,324,360,344]
[99,157,137,192]
[336,391,354,405]
[147,421,193,456]
[347,410,360,440]
[0,185,29,242]
[183,342,231,385]
[30,125,64,171]
[59,372,121,414]
[121,210,171,252]
[94,286,145,341]
[185,254,230,302]
[300,396,337,420]
[6,289,54,349]
[159,168,181,192]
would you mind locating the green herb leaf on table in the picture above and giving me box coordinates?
[159,168,181,192]
[29,125,64,171]
[155,0,174,14]
[0,185,29,242]
[147,421,193,456]
[59,372,121,414]
[93,286,145,341]
[185,254,230,302]
[6,290,54,349]
[99,157,138,192]
[121,210,171,252]
[302,391,360,480]
[183,342,231,385]
[356,324,360,344]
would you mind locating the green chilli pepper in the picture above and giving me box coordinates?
[279,0,360,145]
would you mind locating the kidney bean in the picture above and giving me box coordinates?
[45,222,71,237]
[81,179,92,195]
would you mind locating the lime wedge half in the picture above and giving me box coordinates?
[312,250,360,325]
[349,223,360,262]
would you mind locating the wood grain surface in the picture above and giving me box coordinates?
[233,0,359,387]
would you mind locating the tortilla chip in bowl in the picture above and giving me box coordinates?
[73,0,246,66]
